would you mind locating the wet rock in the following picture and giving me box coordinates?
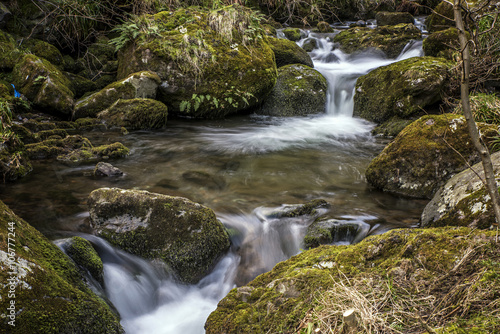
[365,114,498,199]
[421,151,500,229]
[73,71,161,119]
[0,200,123,333]
[301,38,317,52]
[88,188,231,283]
[12,54,74,116]
[282,28,303,41]
[333,23,421,58]
[317,21,333,33]
[263,199,329,218]
[354,57,451,125]
[65,236,104,285]
[304,217,370,248]
[268,37,313,68]
[98,98,168,130]
[182,170,227,190]
[94,162,123,177]
[116,6,276,118]
[375,11,414,26]
[259,64,327,117]
[423,27,461,60]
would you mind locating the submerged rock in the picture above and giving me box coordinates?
[94,162,123,177]
[259,64,327,117]
[116,6,277,118]
[354,57,451,125]
[65,236,104,285]
[98,98,168,130]
[333,23,421,58]
[267,37,313,68]
[182,170,227,190]
[262,199,329,219]
[421,151,500,229]
[88,188,231,283]
[0,201,123,333]
[375,11,414,26]
[365,114,498,199]
[73,71,161,119]
[206,227,500,333]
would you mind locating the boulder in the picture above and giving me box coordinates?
[421,151,500,229]
[98,98,168,130]
[0,200,123,333]
[64,72,98,99]
[365,114,498,199]
[94,162,123,177]
[425,1,455,32]
[333,23,422,58]
[206,227,500,333]
[300,38,317,52]
[353,57,451,125]
[423,27,460,59]
[22,38,64,67]
[259,64,327,117]
[267,37,313,68]
[375,11,414,26]
[304,217,370,248]
[0,30,22,70]
[73,71,161,119]
[12,54,74,116]
[88,188,231,283]
[65,236,104,285]
[115,6,277,118]
[316,21,333,33]
[282,28,303,41]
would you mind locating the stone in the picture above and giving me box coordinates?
[423,27,461,60]
[282,28,303,41]
[304,217,370,248]
[268,37,314,68]
[93,162,123,177]
[65,236,104,285]
[317,21,334,33]
[375,11,414,26]
[98,98,168,130]
[88,188,231,283]
[259,64,327,117]
[425,1,455,32]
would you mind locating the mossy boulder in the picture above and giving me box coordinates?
[12,54,74,116]
[98,98,168,130]
[65,72,98,99]
[301,38,317,52]
[333,23,422,58]
[65,236,104,285]
[304,217,370,248]
[353,57,451,125]
[316,21,333,33]
[0,200,123,334]
[88,188,231,284]
[365,114,498,199]
[375,11,414,26]
[116,6,277,118]
[425,1,455,32]
[206,227,500,333]
[267,37,313,68]
[421,151,500,229]
[423,27,461,60]
[22,38,64,67]
[0,30,22,70]
[259,64,327,117]
[282,28,303,41]
[73,71,161,119]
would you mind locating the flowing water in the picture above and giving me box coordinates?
[0,30,427,333]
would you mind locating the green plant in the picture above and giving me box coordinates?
[179,87,255,113]
[0,101,20,147]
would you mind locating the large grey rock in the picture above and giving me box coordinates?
[88,188,231,283]
[421,151,500,229]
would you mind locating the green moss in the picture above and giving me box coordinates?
[0,30,23,70]
[206,227,500,334]
[0,201,123,333]
[22,38,64,67]
[282,28,302,41]
[66,237,104,285]
[372,116,413,137]
[98,98,168,130]
[92,142,129,159]
[316,21,333,33]
[365,114,498,199]
[267,37,313,68]
[375,11,414,26]
[425,1,455,32]
[423,27,463,59]
[333,23,422,58]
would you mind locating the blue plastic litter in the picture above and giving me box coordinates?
[11,84,20,98]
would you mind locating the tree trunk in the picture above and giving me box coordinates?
[453,0,500,227]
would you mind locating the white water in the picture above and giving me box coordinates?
[66,33,424,334]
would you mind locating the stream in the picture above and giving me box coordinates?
[0,28,428,333]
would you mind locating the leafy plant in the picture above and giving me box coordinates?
[0,101,20,147]
[179,87,255,113]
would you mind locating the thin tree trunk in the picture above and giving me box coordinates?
[453,0,500,227]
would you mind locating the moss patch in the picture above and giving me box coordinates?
[267,37,313,68]
[98,98,168,130]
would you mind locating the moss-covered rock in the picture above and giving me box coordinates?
[375,11,414,26]
[73,71,160,119]
[267,37,313,68]
[316,21,333,33]
[304,217,370,248]
[365,114,498,199]
[116,6,277,118]
[425,1,455,32]
[300,38,317,52]
[88,188,231,284]
[421,151,500,229]
[0,30,22,70]
[333,23,421,58]
[12,54,74,116]
[65,236,104,285]
[206,227,500,333]
[371,116,413,137]
[65,72,98,99]
[259,64,327,117]
[98,98,168,130]
[282,28,303,41]
[423,27,461,60]
[0,201,123,333]
[263,199,329,218]
[353,57,451,124]
[22,38,64,67]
